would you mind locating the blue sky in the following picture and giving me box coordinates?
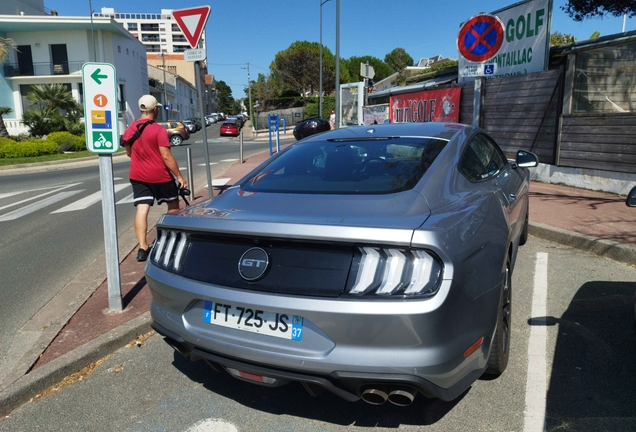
[43,0,632,97]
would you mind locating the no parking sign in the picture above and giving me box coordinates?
[457,14,504,63]
[457,0,551,82]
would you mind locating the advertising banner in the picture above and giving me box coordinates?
[390,87,461,123]
[458,0,552,82]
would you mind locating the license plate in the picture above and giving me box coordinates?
[203,301,303,341]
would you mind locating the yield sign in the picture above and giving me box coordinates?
[172,6,211,48]
[457,14,504,63]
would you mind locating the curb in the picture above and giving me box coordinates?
[0,312,152,417]
[528,221,636,265]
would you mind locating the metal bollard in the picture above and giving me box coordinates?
[186,147,194,196]
[239,130,244,164]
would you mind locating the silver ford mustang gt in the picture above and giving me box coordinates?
[146,122,538,406]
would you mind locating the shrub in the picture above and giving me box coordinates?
[47,131,85,152]
[0,138,58,158]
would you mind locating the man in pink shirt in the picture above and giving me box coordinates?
[122,95,189,261]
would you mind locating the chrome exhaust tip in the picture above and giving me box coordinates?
[360,387,389,405]
[387,387,417,406]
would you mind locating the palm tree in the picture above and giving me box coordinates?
[0,38,17,137]
[0,107,12,138]
[0,37,17,64]
[27,84,78,114]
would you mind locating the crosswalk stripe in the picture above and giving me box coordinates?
[0,191,22,200]
[51,184,130,213]
[0,183,83,212]
[0,191,83,222]
[117,192,134,204]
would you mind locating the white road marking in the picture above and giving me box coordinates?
[0,183,82,212]
[51,184,130,213]
[198,162,218,166]
[201,178,231,188]
[116,192,135,204]
[0,191,22,199]
[524,252,548,432]
[219,159,239,162]
[0,191,83,222]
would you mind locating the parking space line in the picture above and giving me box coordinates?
[524,252,548,432]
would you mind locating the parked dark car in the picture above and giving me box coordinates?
[185,118,202,131]
[180,119,196,133]
[146,122,539,406]
[627,186,636,207]
[293,117,331,140]
[156,121,190,146]
[220,121,239,137]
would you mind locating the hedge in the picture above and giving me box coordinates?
[46,131,86,152]
[0,138,59,158]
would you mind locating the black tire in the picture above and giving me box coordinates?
[170,135,183,146]
[485,257,511,376]
[519,210,529,246]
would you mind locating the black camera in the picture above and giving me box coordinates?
[179,188,191,196]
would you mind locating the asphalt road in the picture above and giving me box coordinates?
[0,124,273,387]
[1,236,635,431]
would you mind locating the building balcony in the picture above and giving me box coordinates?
[4,61,84,77]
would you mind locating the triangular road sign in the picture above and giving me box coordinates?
[172,6,211,49]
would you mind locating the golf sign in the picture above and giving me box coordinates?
[82,63,119,154]
[458,0,552,82]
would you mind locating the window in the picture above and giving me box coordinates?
[573,43,636,114]
[240,138,448,194]
[459,134,507,182]
[127,23,138,31]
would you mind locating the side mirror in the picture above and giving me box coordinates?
[516,150,539,168]
[626,186,636,207]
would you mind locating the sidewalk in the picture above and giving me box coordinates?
[1,149,635,416]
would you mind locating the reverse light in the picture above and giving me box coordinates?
[348,246,442,298]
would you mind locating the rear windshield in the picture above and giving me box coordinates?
[222,122,235,127]
[240,137,448,194]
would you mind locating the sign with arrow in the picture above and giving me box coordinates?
[82,63,119,154]
[172,6,211,49]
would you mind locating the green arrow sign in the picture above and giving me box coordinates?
[91,68,108,84]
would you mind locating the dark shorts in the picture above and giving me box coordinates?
[131,180,179,206]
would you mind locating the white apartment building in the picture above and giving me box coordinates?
[0,12,149,136]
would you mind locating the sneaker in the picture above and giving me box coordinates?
[136,247,150,262]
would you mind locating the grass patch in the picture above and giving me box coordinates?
[0,149,126,167]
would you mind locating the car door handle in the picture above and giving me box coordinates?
[508,194,517,203]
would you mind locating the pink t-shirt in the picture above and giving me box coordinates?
[123,120,172,183]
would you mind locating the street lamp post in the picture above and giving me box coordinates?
[334,0,340,129]
[159,52,168,121]
[319,0,331,119]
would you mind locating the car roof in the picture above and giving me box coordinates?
[301,122,469,142]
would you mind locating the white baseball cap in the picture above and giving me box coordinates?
[138,94,159,112]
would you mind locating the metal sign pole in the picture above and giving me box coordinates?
[99,154,122,311]
[196,60,213,197]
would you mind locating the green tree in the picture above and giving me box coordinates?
[0,107,12,138]
[562,0,635,21]
[271,41,324,98]
[22,84,83,136]
[550,31,577,46]
[215,80,235,114]
[0,37,17,137]
[590,30,601,38]
[27,83,78,113]
[384,48,414,73]
[345,56,393,82]
[0,37,16,64]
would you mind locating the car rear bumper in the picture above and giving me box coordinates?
[146,265,501,402]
